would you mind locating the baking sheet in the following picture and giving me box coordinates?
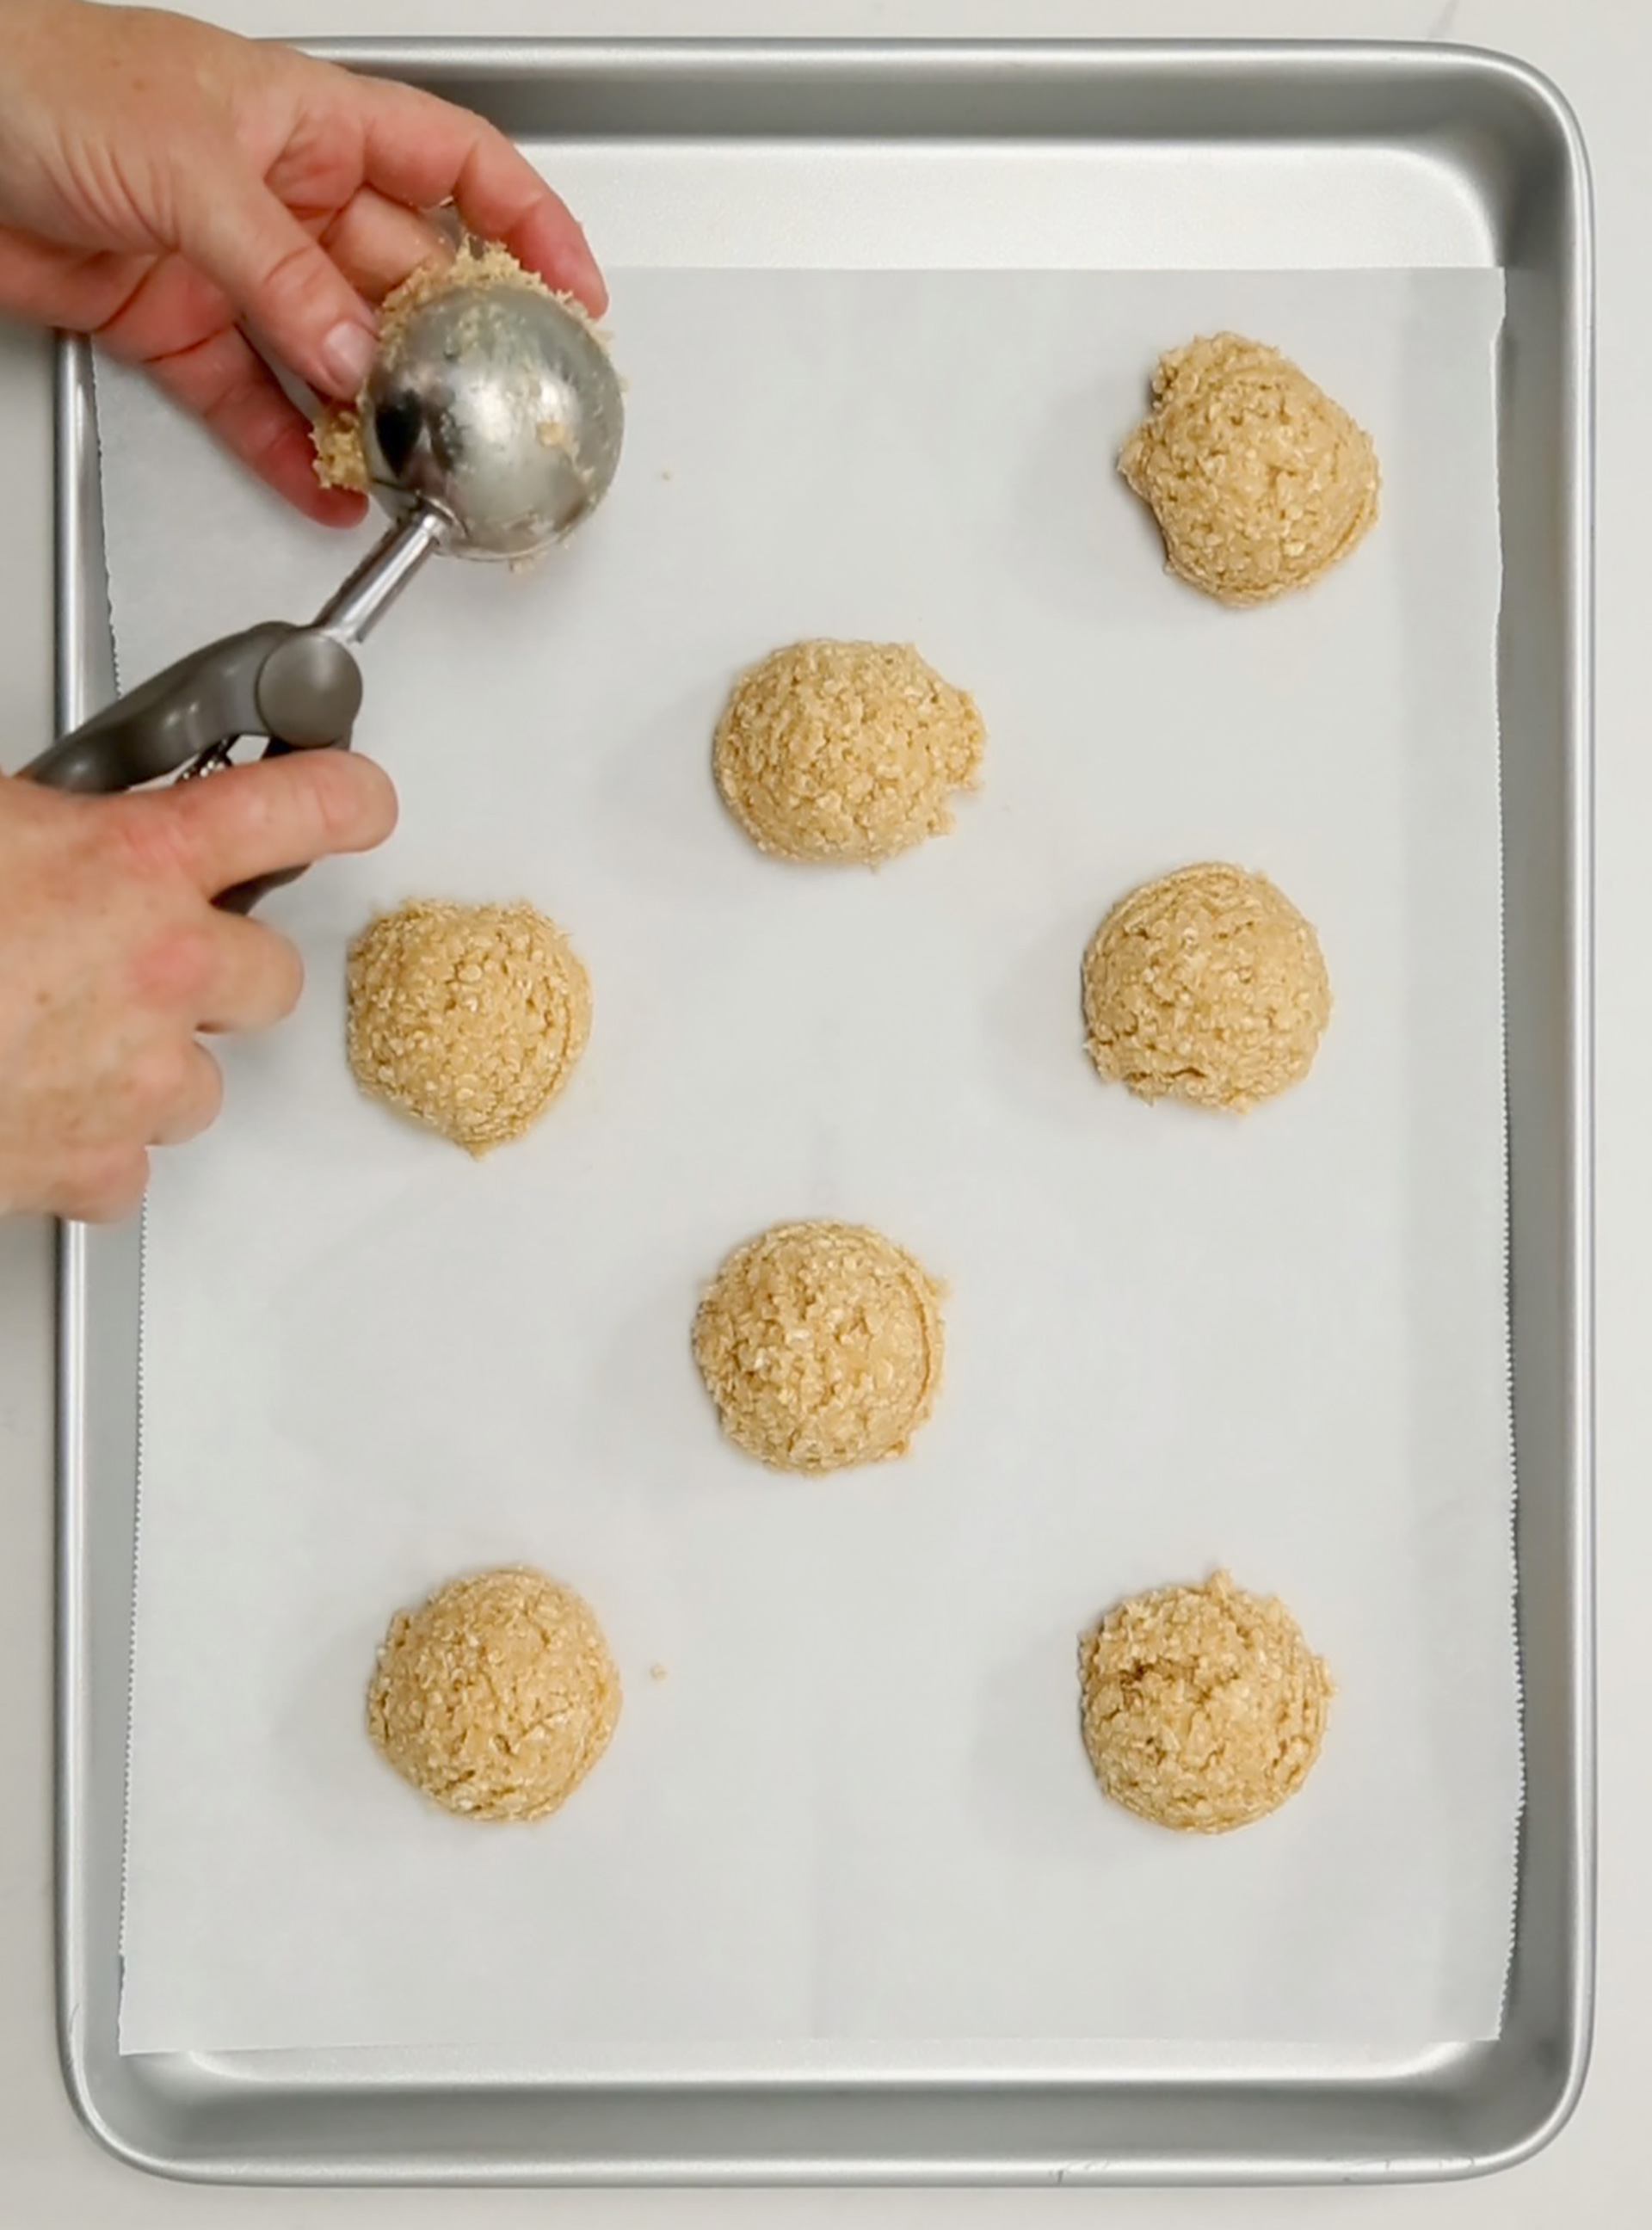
[108,268,1519,2061]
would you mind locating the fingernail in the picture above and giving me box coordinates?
[319,317,378,397]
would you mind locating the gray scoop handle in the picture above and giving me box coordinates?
[18,511,445,919]
[21,624,365,913]
[22,507,437,801]
[26,624,301,794]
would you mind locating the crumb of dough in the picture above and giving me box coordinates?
[649,1663,669,1683]
[1119,333,1380,606]
[347,899,590,1155]
[1078,1570,1332,1833]
[693,1220,945,1473]
[367,1567,620,1823]
[311,239,601,492]
[311,405,369,494]
[1082,863,1330,1112]
[713,640,984,866]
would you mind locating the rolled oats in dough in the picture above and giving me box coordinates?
[347,898,591,1155]
[367,1566,621,1823]
[713,639,984,865]
[1119,332,1380,606]
[1082,862,1331,1112]
[693,1219,945,1473]
[1079,1570,1332,1834]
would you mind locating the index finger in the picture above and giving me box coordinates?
[348,80,607,314]
[145,750,398,896]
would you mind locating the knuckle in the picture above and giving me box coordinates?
[103,798,190,884]
[125,1037,193,1124]
[253,234,335,321]
[295,751,350,840]
[229,925,304,1028]
[176,1052,225,1142]
[262,929,305,1020]
[129,921,218,1012]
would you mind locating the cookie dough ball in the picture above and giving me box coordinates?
[367,1567,621,1822]
[347,898,590,1155]
[1082,863,1330,1112]
[1079,1571,1332,1833]
[1119,334,1379,606]
[693,1220,945,1472]
[713,639,984,864]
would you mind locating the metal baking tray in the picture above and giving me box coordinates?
[52,38,1593,2185]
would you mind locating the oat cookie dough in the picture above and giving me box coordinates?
[312,238,601,492]
[713,639,984,865]
[347,898,590,1155]
[1082,863,1330,1112]
[367,1566,621,1823]
[1119,333,1380,606]
[693,1219,945,1472]
[1079,1571,1332,1834]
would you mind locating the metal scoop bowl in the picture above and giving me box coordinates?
[22,271,625,905]
[366,276,623,562]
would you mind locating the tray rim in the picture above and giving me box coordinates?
[51,32,1596,2188]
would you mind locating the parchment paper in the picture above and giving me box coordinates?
[109,268,1519,2060]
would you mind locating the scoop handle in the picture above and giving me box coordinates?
[18,506,439,909]
[22,625,303,795]
[313,506,446,645]
[21,626,365,915]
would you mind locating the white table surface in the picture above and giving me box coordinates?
[0,0,1643,2220]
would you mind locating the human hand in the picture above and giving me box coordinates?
[0,1,606,523]
[0,751,397,1221]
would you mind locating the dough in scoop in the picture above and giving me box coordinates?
[1082,863,1330,1112]
[367,1567,621,1823]
[1078,1570,1332,1833]
[713,639,983,864]
[693,1219,945,1472]
[1119,333,1379,606]
[347,898,590,1155]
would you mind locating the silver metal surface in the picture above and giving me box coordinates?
[312,507,446,645]
[362,274,625,560]
[51,38,1594,2187]
[34,274,620,796]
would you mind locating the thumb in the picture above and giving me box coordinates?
[175,160,380,400]
[146,749,399,896]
